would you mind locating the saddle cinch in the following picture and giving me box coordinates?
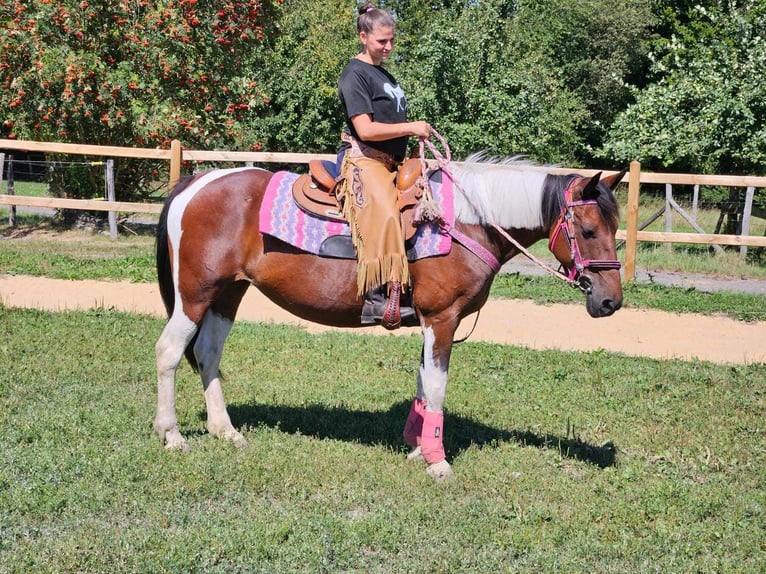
[291,157,425,242]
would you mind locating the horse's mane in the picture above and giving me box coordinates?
[450,153,620,231]
[449,153,550,229]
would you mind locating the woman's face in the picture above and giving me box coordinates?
[360,24,395,65]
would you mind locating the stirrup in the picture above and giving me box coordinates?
[381,282,403,330]
[361,283,417,329]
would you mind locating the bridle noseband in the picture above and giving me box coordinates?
[548,178,621,294]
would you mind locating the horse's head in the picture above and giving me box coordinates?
[548,171,626,317]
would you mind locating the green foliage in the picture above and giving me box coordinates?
[1,308,764,572]
[2,0,765,184]
[0,0,281,149]
[506,0,656,160]
[0,0,282,200]
[393,0,656,164]
[251,0,356,153]
[601,1,766,174]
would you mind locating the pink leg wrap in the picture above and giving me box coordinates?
[421,410,446,464]
[402,397,425,447]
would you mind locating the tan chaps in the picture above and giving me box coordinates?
[338,154,410,296]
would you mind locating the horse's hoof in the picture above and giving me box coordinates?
[406,446,425,462]
[230,433,248,449]
[426,460,454,482]
[213,428,248,448]
[163,429,191,453]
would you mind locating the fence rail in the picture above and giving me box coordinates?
[1,138,765,281]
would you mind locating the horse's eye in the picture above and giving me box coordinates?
[581,227,596,239]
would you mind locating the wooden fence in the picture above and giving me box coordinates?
[1,138,765,281]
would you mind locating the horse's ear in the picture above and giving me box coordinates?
[600,169,627,192]
[581,172,602,201]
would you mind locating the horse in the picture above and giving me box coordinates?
[153,155,625,481]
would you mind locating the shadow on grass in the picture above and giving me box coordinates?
[224,400,617,468]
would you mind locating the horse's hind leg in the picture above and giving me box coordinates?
[194,281,249,447]
[155,312,198,451]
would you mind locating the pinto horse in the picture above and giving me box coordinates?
[154,156,625,481]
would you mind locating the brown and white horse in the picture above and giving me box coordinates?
[154,156,625,480]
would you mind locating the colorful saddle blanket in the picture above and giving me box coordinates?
[259,169,455,261]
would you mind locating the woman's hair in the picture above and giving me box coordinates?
[357,3,395,34]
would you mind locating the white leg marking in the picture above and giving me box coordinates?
[159,168,264,449]
[416,326,454,480]
[419,326,447,412]
[155,311,198,451]
[195,309,247,447]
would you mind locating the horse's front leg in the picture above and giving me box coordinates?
[404,320,456,481]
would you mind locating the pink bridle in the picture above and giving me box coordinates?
[419,132,620,294]
[547,178,621,292]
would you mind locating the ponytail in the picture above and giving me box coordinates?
[356,3,395,34]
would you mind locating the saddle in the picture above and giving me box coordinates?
[292,157,425,241]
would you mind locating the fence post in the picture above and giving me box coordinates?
[6,154,15,227]
[740,186,755,260]
[623,160,641,281]
[0,153,4,224]
[169,139,182,191]
[664,183,673,251]
[106,159,117,240]
[692,184,699,221]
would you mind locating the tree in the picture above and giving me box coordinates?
[397,8,591,162]
[250,0,356,153]
[600,1,766,175]
[0,0,281,199]
[393,0,655,165]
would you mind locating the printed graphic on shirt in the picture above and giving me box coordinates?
[384,83,406,112]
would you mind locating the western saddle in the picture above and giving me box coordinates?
[292,157,426,241]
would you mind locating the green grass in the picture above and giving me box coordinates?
[492,273,766,322]
[0,228,155,282]
[0,307,764,572]
[1,181,48,197]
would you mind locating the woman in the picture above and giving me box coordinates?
[337,3,431,330]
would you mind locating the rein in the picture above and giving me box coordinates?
[417,131,619,294]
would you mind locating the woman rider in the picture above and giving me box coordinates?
[336,3,432,330]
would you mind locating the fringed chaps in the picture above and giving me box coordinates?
[337,154,411,296]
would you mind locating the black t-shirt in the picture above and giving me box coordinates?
[338,58,409,161]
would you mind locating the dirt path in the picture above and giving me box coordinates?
[2,275,765,365]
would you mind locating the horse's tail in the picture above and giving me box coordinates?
[156,175,200,371]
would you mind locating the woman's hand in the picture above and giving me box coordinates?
[409,121,431,139]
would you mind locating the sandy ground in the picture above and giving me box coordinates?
[2,275,764,365]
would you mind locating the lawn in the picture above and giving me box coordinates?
[0,308,764,573]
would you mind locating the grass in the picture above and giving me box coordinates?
[1,181,48,198]
[0,223,156,283]
[0,307,764,573]
[492,274,766,322]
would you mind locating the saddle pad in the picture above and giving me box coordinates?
[259,170,454,261]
